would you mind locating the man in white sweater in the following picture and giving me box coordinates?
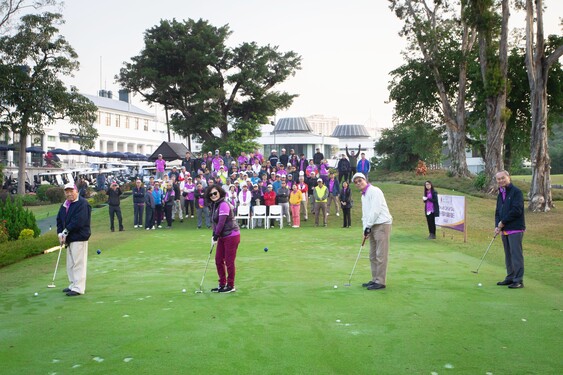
[352,173,393,290]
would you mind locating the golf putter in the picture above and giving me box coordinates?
[344,236,367,287]
[195,242,215,294]
[47,244,64,288]
[472,234,498,274]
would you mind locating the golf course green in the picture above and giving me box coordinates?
[1,182,561,374]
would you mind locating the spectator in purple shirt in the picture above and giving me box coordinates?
[423,181,440,239]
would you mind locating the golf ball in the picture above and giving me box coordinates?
[97,249,101,255]
[334,285,338,289]
[336,319,341,323]
[182,289,186,293]
[264,247,268,252]
[34,292,38,296]
[478,283,482,287]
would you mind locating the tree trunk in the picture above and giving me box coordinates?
[446,126,468,175]
[524,0,562,211]
[17,134,27,196]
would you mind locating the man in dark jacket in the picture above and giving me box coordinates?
[181,151,194,176]
[494,171,526,289]
[337,154,351,184]
[56,183,92,296]
[107,182,124,232]
[132,179,145,228]
[346,144,361,181]
[313,148,324,167]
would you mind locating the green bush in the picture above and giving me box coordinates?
[20,194,43,206]
[473,171,487,191]
[91,190,108,204]
[18,228,35,240]
[45,186,65,204]
[0,220,8,244]
[0,232,58,268]
[0,196,41,240]
[36,184,53,201]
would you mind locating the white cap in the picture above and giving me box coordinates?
[299,171,304,175]
[352,172,366,181]
[63,182,76,190]
[317,178,323,182]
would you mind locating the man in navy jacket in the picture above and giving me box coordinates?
[494,171,526,289]
[56,183,92,296]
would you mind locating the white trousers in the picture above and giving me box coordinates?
[67,241,88,294]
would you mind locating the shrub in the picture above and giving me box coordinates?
[0,196,41,240]
[36,184,53,201]
[20,194,42,206]
[0,232,58,268]
[91,190,108,204]
[0,220,8,244]
[45,187,65,204]
[18,228,35,240]
[473,171,487,191]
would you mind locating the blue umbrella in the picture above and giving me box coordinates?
[92,151,105,158]
[67,149,84,155]
[51,148,69,155]
[82,150,95,156]
[25,146,45,154]
[107,151,126,159]
[0,144,16,151]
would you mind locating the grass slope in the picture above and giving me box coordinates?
[1,183,561,374]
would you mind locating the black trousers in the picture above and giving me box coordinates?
[109,205,123,231]
[425,212,436,235]
[164,204,173,227]
[342,207,351,227]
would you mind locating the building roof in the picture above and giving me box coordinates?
[149,142,189,161]
[274,117,313,133]
[331,124,371,138]
[82,94,153,117]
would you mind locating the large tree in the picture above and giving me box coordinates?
[390,0,476,177]
[0,12,98,195]
[0,0,58,31]
[524,0,563,212]
[465,0,510,192]
[117,18,302,153]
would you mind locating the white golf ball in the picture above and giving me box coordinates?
[478,283,482,287]
[336,319,341,323]
[181,289,186,293]
[333,285,338,289]
[34,292,38,296]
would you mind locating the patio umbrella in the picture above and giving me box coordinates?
[136,153,149,161]
[92,151,105,158]
[51,148,69,155]
[82,150,95,156]
[107,151,126,159]
[0,144,16,151]
[67,149,84,155]
[25,146,45,154]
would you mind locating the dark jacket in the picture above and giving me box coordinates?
[339,187,353,208]
[144,191,155,209]
[163,188,175,206]
[495,183,525,231]
[133,186,146,204]
[56,197,91,244]
[107,186,122,206]
[327,178,340,196]
[277,186,290,203]
[337,158,351,173]
[313,152,324,165]
[424,190,440,217]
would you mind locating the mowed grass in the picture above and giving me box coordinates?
[1,183,561,374]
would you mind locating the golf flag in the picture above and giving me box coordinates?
[436,195,466,233]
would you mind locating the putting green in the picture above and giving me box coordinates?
[1,184,561,374]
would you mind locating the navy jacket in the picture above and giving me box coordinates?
[56,197,91,243]
[495,183,525,231]
[133,186,146,204]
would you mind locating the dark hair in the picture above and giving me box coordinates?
[424,180,435,194]
[205,185,226,205]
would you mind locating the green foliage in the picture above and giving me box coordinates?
[0,232,58,268]
[36,184,52,201]
[118,18,301,149]
[473,171,487,190]
[90,190,107,205]
[0,220,8,244]
[19,193,41,206]
[0,12,98,194]
[0,196,40,240]
[375,120,444,171]
[45,186,65,203]
[18,228,34,240]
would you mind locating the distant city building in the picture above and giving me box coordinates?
[306,114,339,136]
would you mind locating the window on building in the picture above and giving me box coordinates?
[144,119,149,131]
[115,115,120,128]
[135,118,139,130]
[48,136,56,142]
[106,113,111,126]
[125,116,130,129]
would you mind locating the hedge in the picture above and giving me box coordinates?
[0,232,59,268]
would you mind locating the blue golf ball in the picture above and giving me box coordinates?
[97,249,101,255]
[264,247,268,252]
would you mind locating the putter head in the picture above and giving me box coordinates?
[47,284,56,288]
[471,271,479,274]
[344,283,351,287]
[194,290,203,294]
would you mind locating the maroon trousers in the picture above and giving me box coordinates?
[215,234,241,287]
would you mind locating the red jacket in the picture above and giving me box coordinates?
[264,191,277,206]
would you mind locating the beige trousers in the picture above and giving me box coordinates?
[368,223,391,285]
[67,241,88,294]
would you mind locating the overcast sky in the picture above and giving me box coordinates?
[54,0,563,128]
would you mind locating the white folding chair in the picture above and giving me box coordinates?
[234,205,251,228]
[250,205,267,229]
[267,205,283,229]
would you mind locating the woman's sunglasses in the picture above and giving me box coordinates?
[209,191,219,197]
